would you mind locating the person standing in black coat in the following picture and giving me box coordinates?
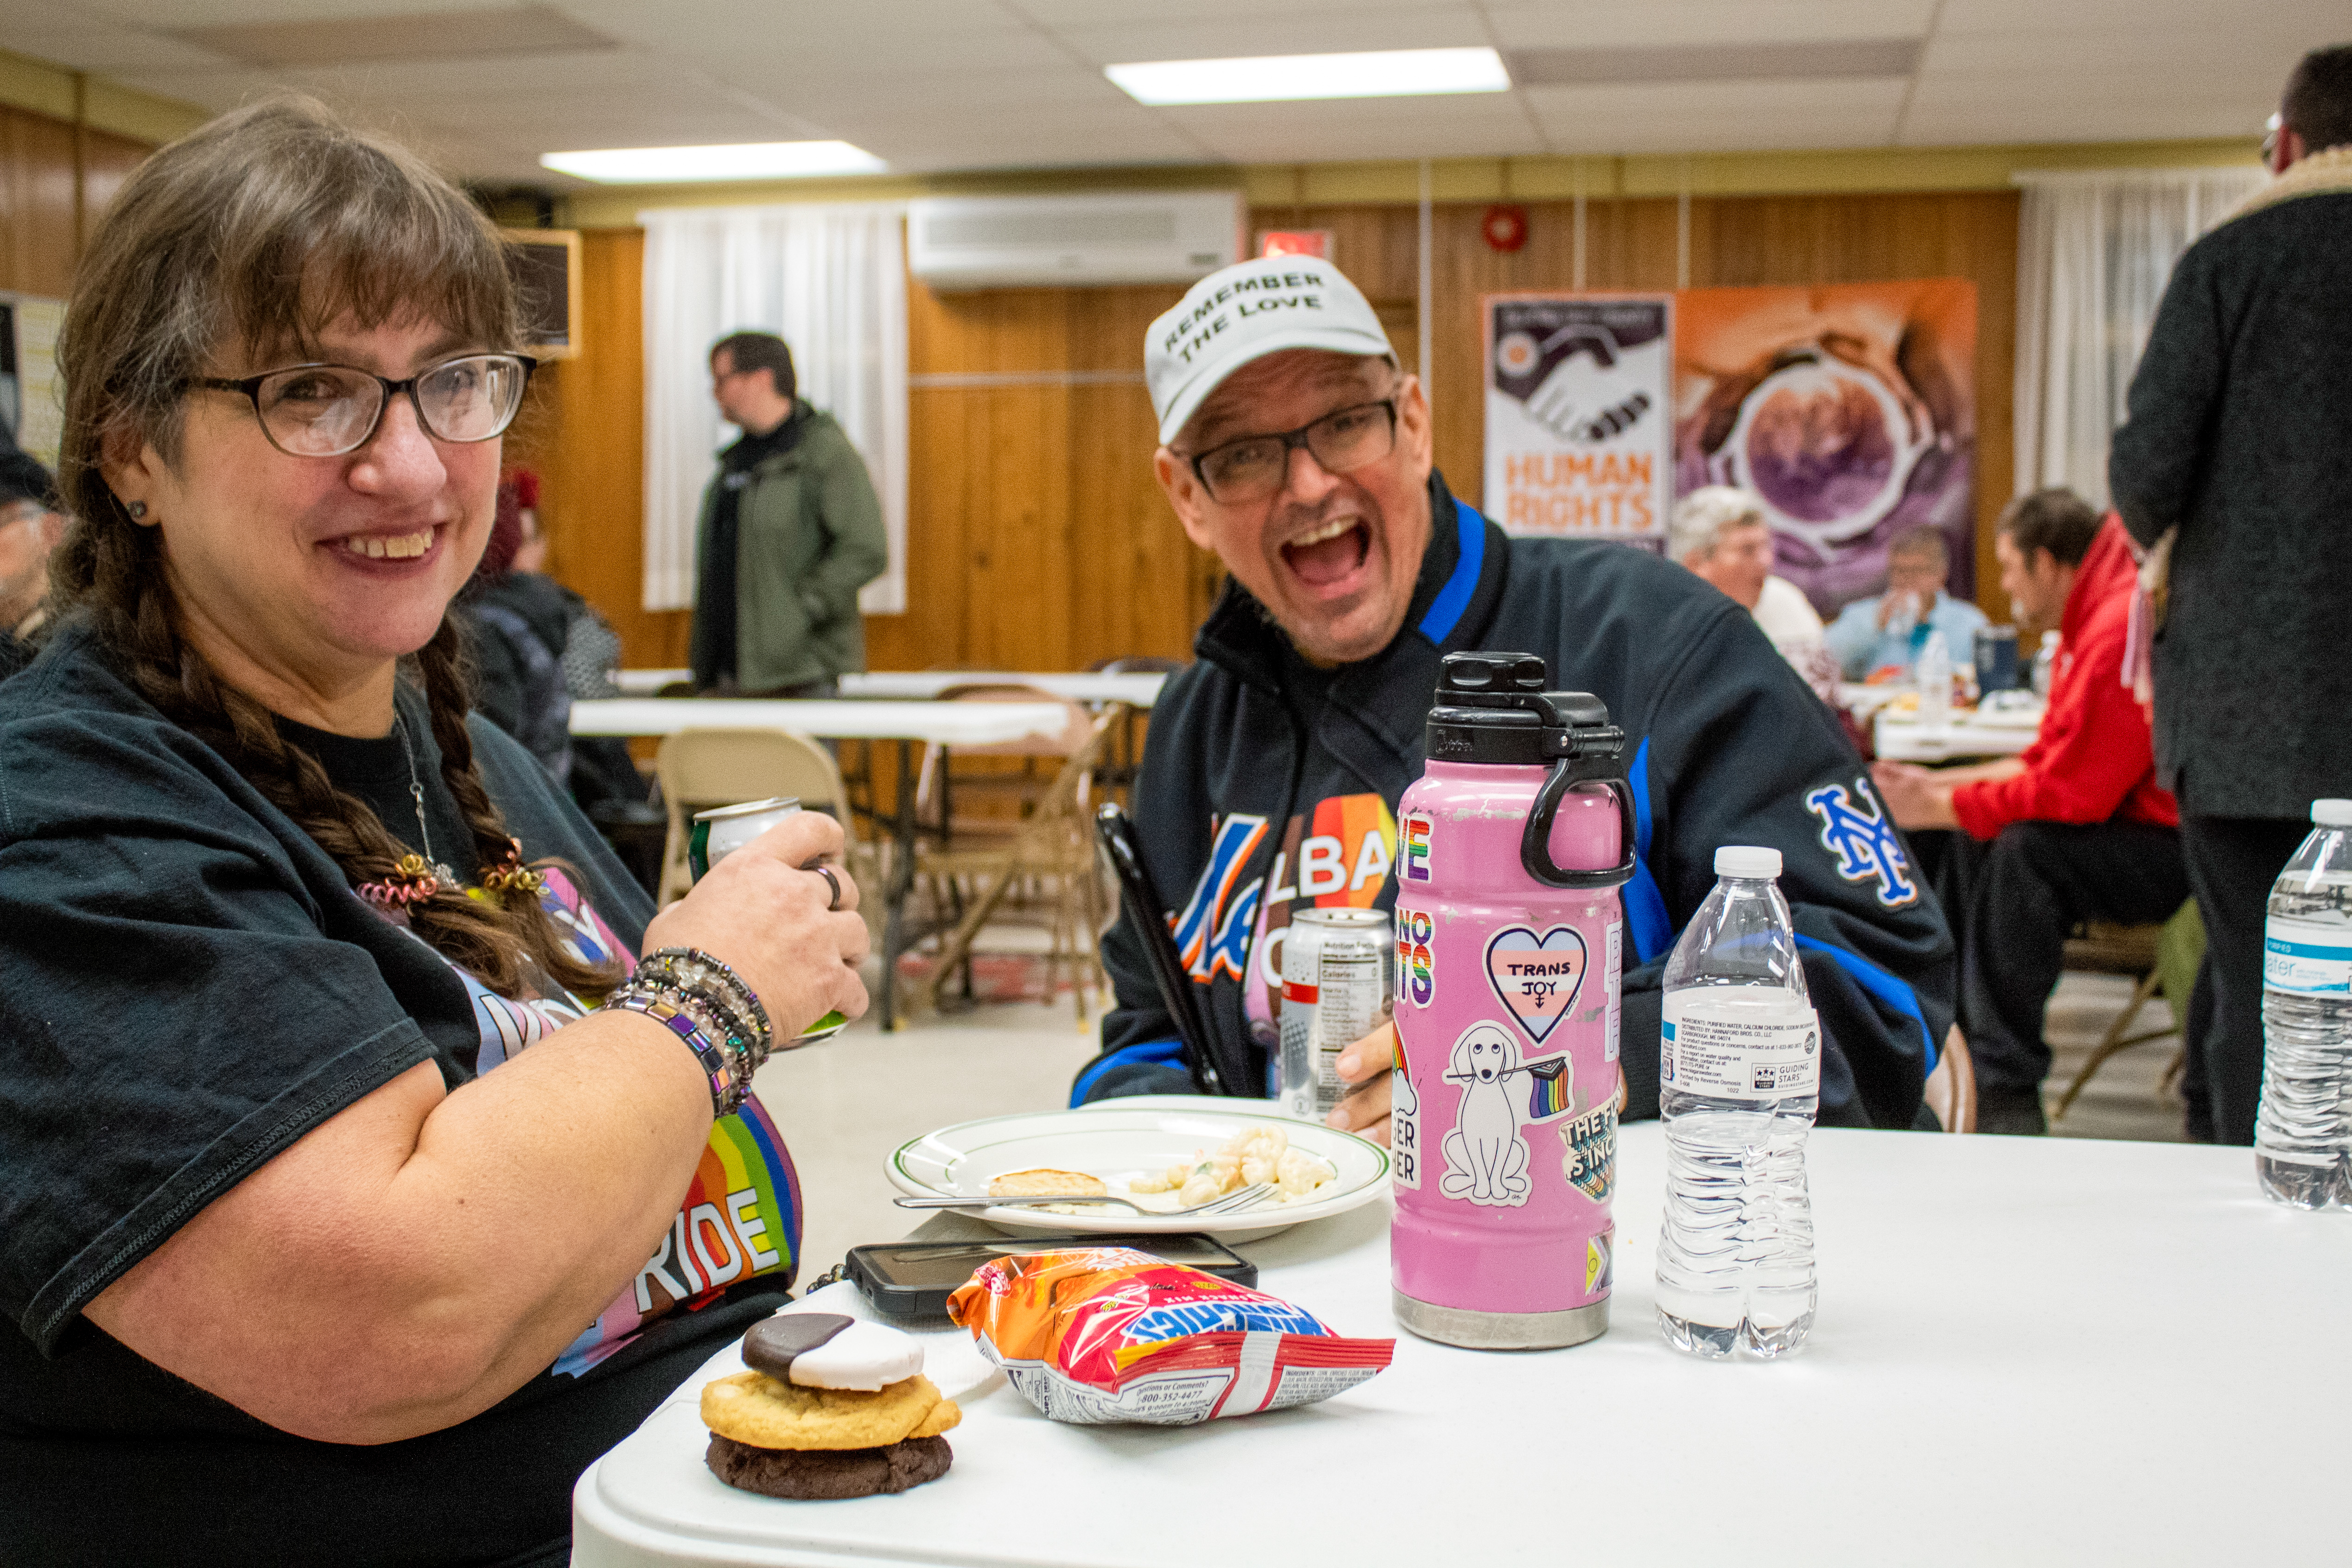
[2109,43,2352,1144]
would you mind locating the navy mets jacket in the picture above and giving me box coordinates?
[1077,471,1956,1130]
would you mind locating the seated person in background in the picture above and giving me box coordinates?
[0,98,867,1565]
[1670,484,1840,704]
[1823,525,1989,681]
[0,444,65,679]
[1871,490,2184,1137]
[463,468,648,814]
[1074,255,1957,1136]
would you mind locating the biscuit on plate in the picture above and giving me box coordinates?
[988,1168,1107,1199]
[701,1370,959,1452]
[701,1314,963,1500]
[706,1434,953,1500]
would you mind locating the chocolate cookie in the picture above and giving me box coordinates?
[706,1433,954,1499]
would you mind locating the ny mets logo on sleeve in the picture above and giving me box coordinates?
[1803,778,1918,908]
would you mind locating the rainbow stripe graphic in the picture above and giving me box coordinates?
[1308,794,1399,908]
[553,1093,802,1377]
[1526,1059,1574,1120]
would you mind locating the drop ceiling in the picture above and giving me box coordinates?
[1,0,2331,185]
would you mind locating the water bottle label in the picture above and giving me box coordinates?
[1661,998,1822,1097]
[2264,917,2352,995]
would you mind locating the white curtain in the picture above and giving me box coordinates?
[2012,165,2265,509]
[640,202,908,614]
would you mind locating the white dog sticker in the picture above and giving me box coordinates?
[1440,1022,1531,1206]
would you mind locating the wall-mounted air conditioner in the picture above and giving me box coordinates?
[907,191,1244,290]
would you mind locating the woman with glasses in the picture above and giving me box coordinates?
[0,98,867,1565]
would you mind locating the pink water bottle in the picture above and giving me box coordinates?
[1390,652,1634,1350]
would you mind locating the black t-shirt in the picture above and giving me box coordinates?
[695,407,808,686]
[0,621,799,1567]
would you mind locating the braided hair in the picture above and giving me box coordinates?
[52,95,617,1002]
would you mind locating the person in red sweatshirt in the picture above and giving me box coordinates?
[1874,489,2188,1135]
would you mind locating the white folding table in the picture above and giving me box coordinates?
[609,672,1174,708]
[573,1123,2351,1567]
[569,698,1074,1028]
[839,671,1170,708]
[1873,711,2040,763]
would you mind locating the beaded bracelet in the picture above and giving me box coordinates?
[606,947,775,1116]
[633,948,775,1048]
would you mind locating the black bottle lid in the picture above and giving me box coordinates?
[1425,651,1625,769]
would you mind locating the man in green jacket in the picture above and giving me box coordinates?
[690,331,889,695]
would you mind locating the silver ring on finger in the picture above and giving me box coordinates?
[811,864,843,912]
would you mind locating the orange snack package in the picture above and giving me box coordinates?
[946,1246,1394,1426]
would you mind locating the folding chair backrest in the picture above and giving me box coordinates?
[655,727,853,903]
[932,683,1094,757]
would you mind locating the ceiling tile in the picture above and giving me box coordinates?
[1482,0,1934,52]
[1160,95,1541,162]
[0,23,240,70]
[1061,8,1485,67]
[1008,0,1456,24]
[1525,77,1906,152]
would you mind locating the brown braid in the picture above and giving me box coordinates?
[51,95,621,1003]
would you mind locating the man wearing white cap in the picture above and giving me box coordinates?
[1074,257,1959,1136]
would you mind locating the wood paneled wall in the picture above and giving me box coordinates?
[0,102,150,296]
[1409,190,2020,613]
[530,185,2023,670]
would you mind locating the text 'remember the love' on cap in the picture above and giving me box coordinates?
[1144,255,1397,447]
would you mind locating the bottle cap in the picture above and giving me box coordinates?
[2313,800,2352,827]
[1715,845,1781,879]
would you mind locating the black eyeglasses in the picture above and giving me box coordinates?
[184,353,536,458]
[1181,399,1399,504]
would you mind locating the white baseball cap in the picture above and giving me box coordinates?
[1145,256,1395,447]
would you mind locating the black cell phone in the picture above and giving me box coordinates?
[845,1233,1257,1321]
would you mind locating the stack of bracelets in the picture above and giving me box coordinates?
[604,947,776,1116]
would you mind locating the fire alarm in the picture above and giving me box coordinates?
[1482,204,1528,253]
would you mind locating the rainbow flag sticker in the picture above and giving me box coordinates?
[1525,1056,1573,1120]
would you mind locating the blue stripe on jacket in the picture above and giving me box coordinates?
[1624,737,1673,965]
[1417,496,1485,645]
[1793,934,1939,1074]
[1070,1039,1185,1106]
[1624,737,1934,1073]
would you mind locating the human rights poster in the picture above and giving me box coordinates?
[1482,293,1673,548]
[1673,280,1977,611]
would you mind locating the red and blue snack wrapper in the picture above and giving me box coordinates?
[946,1246,1394,1425]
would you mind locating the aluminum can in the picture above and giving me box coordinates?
[1278,908,1395,1122]
[688,797,801,882]
[1390,652,1634,1351]
[685,796,847,1045]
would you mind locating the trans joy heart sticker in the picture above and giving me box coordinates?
[1484,925,1588,1046]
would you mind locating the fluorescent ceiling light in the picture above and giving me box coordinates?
[1106,46,1510,106]
[539,141,885,183]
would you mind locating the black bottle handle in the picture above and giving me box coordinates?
[1520,758,1639,889]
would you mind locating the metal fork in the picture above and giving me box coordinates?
[893,1181,1275,1217]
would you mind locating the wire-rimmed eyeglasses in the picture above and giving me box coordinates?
[184,353,537,458]
[1180,399,1399,504]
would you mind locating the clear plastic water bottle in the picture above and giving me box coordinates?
[2030,630,2060,700]
[1656,846,1820,1359]
[1914,633,1952,730]
[2254,800,2352,1210]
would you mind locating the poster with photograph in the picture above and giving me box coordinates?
[1482,293,1673,548]
[0,294,67,469]
[1673,280,1976,613]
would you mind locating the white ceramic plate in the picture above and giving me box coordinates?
[886,1099,1390,1239]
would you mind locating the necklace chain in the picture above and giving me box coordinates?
[393,712,460,888]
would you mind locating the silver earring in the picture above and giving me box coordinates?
[127,502,147,520]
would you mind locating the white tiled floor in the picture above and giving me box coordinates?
[750,999,1103,1286]
[2041,971,2189,1143]
[754,966,2190,1288]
